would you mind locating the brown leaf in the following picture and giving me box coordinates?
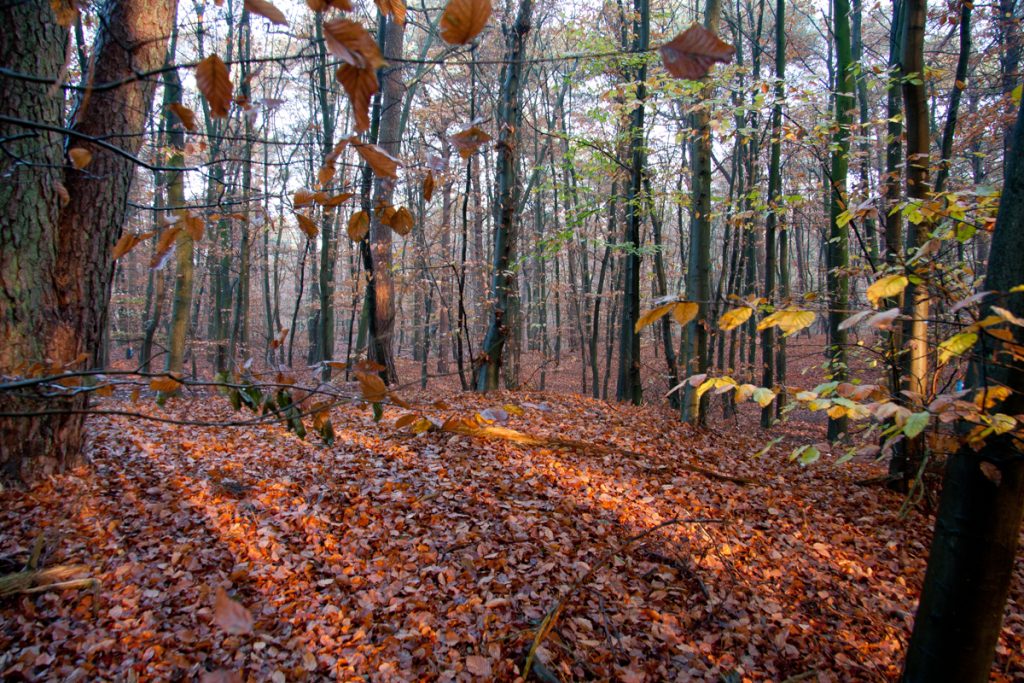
[50,0,80,27]
[168,103,197,131]
[213,587,254,635]
[196,54,233,118]
[319,192,354,207]
[659,24,735,80]
[449,125,492,159]
[151,226,183,269]
[423,171,435,202]
[54,180,70,207]
[68,147,92,169]
[307,0,353,9]
[200,671,244,683]
[183,213,205,241]
[244,0,288,25]
[336,64,379,133]
[112,231,155,260]
[374,0,406,25]
[296,213,319,239]
[389,206,414,236]
[440,0,492,45]
[351,138,400,178]
[150,375,183,393]
[465,655,492,677]
[347,210,370,241]
[294,189,318,208]
[356,371,388,403]
[323,19,384,70]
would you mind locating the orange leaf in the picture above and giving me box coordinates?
[323,19,384,70]
[307,0,353,9]
[296,213,319,238]
[389,206,414,236]
[294,189,318,207]
[151,226,183,269]
[196,54,233,118]
[347,210,370,241]
[149,375,183,393]
[659,24,735,80]
[356,371,388,402]
[183,213,205,241]
[112,231,155,260]
[320,192,354,207]
[449,125,491,159]
[351,138,400,178]
[440,0,491,45]
[336,64,379,133]
[244,0,288,25]
[423,171,435,202]
[68,147,92,169]
[374,0,406,24]
[213,587,254,635]
[168,103,197,131]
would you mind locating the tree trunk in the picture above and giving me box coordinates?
[901,95,1024,683]
[476,0,534,391]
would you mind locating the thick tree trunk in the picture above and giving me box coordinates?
[0,0,176,482]
[902,95,1024,683]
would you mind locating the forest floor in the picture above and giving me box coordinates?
[1,342,1023,682]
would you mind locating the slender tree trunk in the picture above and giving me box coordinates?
[826,0,854,441]
[615,0,649,405]
[476,0,534,391]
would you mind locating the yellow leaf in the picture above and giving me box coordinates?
[974,386,1012,410]
[672,301,699,326]
[719,307,753,331]
[634,302,675,333]
[756,308,815,336]
[866,274,908,307]
[752,387,776,407]
[938,332,978,365]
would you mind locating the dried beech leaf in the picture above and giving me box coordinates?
[659,24,736,80]
[168,103,197,131]
[423,171,435,202]
[440,0,492,45]
[307,0,353,9]
[389,206,414,236]
[449,125,492,159]
[351,138,400,178]
[50,0,80,27]
[296,213,319,238]
[149,375,183,393]
[68,147,92,169]
[356,371,388,402]
[54,180,70,207]
[323,19,384,70]
[347,210,370,241]
[374,0,406,25]
[320,192,354,207]
[196,54,233,118]
[244,0,288,25]
[113,231,155,260]
[336,64,379,133]
[213,587,254,635]
[294,189,318,208]
[151,226,183,269]
[182,213,205,241]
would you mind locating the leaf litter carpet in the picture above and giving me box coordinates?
[1,392,1022,682]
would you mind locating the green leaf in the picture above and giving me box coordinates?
[372,402,384,423]
[790,445,820,465]
[903,411,930,439]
